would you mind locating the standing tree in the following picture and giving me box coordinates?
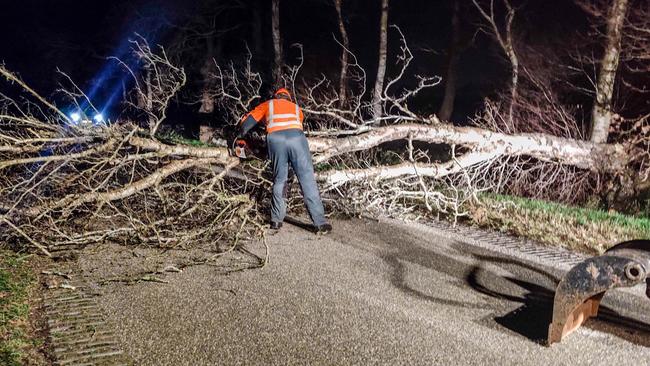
[472,0,519,125]
[272,0,283,86]
[588,0,630,143]
[372,0,389,122]
[334,0,350,104]
[251,1,264,62]
[438,0,462,121]
[574,0,650,204]
[198,35,219,114]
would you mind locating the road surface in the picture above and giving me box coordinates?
[91,218,650,365]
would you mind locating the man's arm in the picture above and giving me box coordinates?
[239,115,258,137]
[238,101,269,137]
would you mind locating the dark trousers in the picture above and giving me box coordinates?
[267,129,327,226]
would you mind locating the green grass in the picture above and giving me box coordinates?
[157,130,211,147]
[0,251,41,365]
[467,194,650,254]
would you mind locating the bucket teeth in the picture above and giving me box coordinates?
[548,240,650,346]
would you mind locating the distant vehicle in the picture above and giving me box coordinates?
[68,109,106,125]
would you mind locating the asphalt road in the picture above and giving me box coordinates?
[94,218,650,365]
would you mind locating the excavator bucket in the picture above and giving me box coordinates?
[547,240,650,345]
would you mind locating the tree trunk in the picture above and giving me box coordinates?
[438,0,461,121]
[251,1,263,61]
[372,0,389,122]
[471,0,519,125]
[307,123,628,173]
[334,0,350,104]
[137,66,157,134]
[271,0,283,86]
[505,11,518,126]
[199,36,218,114]
[590,0,629,143]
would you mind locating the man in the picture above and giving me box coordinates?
[238,88,332,234]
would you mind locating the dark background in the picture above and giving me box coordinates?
[0,0,589,126]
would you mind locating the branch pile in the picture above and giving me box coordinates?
[0,51,262,257]
[1,27,645,256]
[206,27,635,220]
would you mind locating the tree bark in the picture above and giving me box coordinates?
[590,0,629,143]
[199,35,220,114]
[271,0,283,86]
[308,123,628,173]
[334,0,350,104]
[316,151,496,185]
[252,0,263,57]
[438,0,461,121]
[372,0,389,122]
[504,3,518,125]
[137,66,157,134]
[471,0,519,125]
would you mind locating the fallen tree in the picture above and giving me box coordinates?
[1,30,647,255]
[308,123,627,172]
[0,41,262,257]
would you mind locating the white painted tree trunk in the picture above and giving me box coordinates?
[590,0,629,143]
[372,0,389,122]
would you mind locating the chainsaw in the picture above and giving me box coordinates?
[547,240,650,345]
[231,138,252,160]
[229,130,268,161]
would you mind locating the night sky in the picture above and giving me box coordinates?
[0,0,588,124]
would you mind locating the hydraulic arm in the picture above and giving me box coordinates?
[548,240,650,345]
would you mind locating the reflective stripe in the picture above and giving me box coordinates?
[271,113,298,119]
[268,121,300,127]
[269,120,301,127]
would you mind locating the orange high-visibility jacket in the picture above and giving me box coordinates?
[241,98,304,134]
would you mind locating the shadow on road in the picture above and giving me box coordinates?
[466,266,554,343]
[466,255,650,347]
[362,223,499,310]
[380,252,488,309]
[314,219,650,347]
[284,215,316,233]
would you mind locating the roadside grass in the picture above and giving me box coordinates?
[467,194,650,254]
[158,130,211,147]
[0,250,47,365]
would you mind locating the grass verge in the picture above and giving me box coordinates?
[467,194,650,254]
[0,250,49,365]
[158,130,211,147]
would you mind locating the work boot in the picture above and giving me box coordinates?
[270,221,283,230]
[315,223,332,235]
